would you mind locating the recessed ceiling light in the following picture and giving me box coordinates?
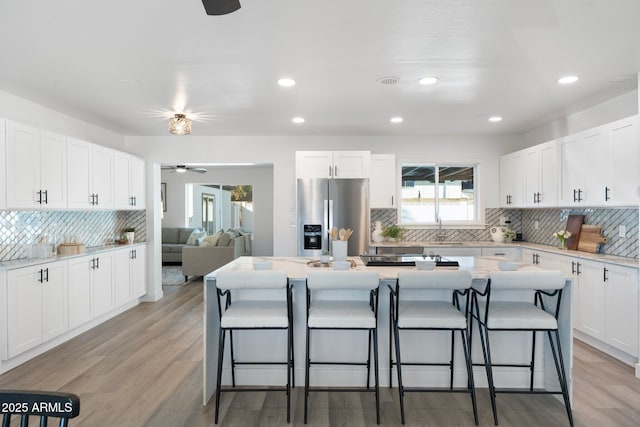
[488,116,502,123]
[558,75,579,84]
[278,78,296,87]
[292,117,305,124]
[390,117,403,124]
[418,76,439,85]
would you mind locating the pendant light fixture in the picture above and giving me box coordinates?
[168,113,191,135]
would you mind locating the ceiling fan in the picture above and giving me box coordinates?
[201,0,241,15]
[162,165,207,174]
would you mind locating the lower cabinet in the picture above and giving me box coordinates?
[7,260,68,358]
[481,247,520,259]
[68,252,115,328]
[114,245,147,306]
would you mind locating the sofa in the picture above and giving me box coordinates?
[162,227,201,264]
[182,229,252,279]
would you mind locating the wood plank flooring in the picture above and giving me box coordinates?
[1,278,640,426]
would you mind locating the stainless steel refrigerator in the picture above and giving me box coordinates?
[297,178,369,257]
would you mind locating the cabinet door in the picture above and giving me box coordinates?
[41,261,68,342]
[92,253,114,317]
[130,156,146,209]
[39,131,67,209]
[576,260,605,340]
[606,265,638,355]
[91,145,114,208]
[131,246,147,298]
[7,267,42,358]
[332,151,370,178]
[113,151,132,210]
[609,116,639,205]
[114,248,132,305]
[6,121,40,208]
[499,152,522,207]
[522,147,539,207]
[67,138,93,209]
[0,120,6,210]
[481,247,520,259]
[68,256,94,328]
[370,154,396,208]
[296,151,333,178]
[538,141,558,207]
[559,135,584,206]
[582,127,610,206]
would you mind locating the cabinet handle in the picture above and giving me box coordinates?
[90,258,95,269]
[37,190,43,204]
[38,269,44,283]
[573,189,577,202]
[95,257,100,269]
[44,268,49,282]
[391,196,394,206]
[334,165,338,177]
[95,194,99,205]
[329,165,332,177]
[495,252,506,256]
[576,262,582,275]
[605,186,610,202]
[603,267,609,282]
[571,261,576,275]
[131,249,136,259]
[43,190,48,204]
[133,196,137,206]
[577,189,583,202]
[532,253,536,265]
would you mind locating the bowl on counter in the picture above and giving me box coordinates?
[253,260,272,270]
[498,260,519,271]
[415,260,436,270]
[332,261,351,270]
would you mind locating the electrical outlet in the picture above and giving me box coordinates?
[534,221,539,230]
[619,225,626,238]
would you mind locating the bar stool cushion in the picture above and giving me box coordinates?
[220,300,289,328]
[479,301,558,330]
[397,301,467,329]
[216,270,287,290]
[397,270,472,290]
[308,300,376,328]
[307,271,379,290]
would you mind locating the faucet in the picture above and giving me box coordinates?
[436,216,447,243]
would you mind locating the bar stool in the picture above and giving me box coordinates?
[304,270,381,424]
[214,270,293,424]
[470,270,573,426]
[389,270,478,425]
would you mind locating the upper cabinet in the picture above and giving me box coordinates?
[499,151,523,207]
[67,138,114,209]
[114,152,146,210]
[369,154,396,208]
[559,115,639,207]
[296,151,370,179]
[4,120,67,209]
[503,114,639,209]
[522,140,558,207]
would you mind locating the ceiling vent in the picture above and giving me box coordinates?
[377,76,400,86]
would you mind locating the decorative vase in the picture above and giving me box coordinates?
[505,237,513,243]
[558,239,566,250]
[125,232,135,243]
[372,221,384,243]
[332,240,348,262]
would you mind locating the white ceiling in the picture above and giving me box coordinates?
[0,0,638,137]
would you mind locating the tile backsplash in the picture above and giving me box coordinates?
[0,210,146,262]
[371,207,638,259]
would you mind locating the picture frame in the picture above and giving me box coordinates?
[161,183,167,212]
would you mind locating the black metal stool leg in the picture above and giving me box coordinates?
[373,326,381,425]
[478,323,498,425]
[304,324,311,424]
[367,329,372,389]
[461,329,479,425]
[394,322,405,424]
[389,298,394,388]
[548,330,574,427]
[229,330,236,387]
[449,330,455,389]
[214,328,226,424]
[530,330,537,391]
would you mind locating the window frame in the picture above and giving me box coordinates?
[397,161,484,228]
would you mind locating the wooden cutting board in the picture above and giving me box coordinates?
[565,214,585,250]
[577,225,608,253]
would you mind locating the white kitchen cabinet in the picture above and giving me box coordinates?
[558,133,585,206]
[424,247,482,257]
[67,256,94,329]
[6,260,67,358]
[5,121,67,209]
[521,248,559,269]
[608,115,639,205]
[370,154,396,208]
[481,246,520,259]
[499,151,523,207]
[114,152,146,210]
[523,140,558,207]
[92,252,114,317]
[296,151,370,179]
[114,245,146,305]
[67,138,114,209]
[605,264,638,356]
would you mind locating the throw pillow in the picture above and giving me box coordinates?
[201,231,222,247]
[186,230,206,246]
[217,232,232,247]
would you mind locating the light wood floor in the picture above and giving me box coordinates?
[2,278,640,426]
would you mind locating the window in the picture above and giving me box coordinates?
[399,164,479,225]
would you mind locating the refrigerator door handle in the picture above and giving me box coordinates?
[327,198,334,233]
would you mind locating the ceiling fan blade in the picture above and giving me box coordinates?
[201,0,241,15]
[190,168,208,174]
[161,166,175,170]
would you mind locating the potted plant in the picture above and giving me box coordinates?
[381,224,405,242]
[320,250,330,264]
[123,227,135,243]
[503,229,516,243]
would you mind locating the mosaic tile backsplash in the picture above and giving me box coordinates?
[371,207,638,259]
[0,210,146,262]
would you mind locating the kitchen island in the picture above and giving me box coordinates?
[202,256,573,405]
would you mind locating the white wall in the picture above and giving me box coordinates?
[160,165,274,256]
[127,134,517,256]
[0,89,125,150]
